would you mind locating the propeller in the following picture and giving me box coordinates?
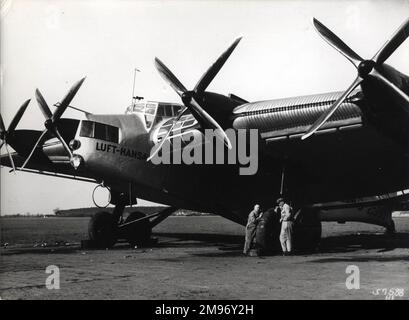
[20,78,86,170]
[0,99,31,172]
[302,17,409,140]
[148,37,242,161]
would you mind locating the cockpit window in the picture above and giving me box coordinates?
[133,104,145,112]
[125,101,184,130]
[79,120,119,143]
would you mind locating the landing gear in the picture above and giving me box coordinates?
[294,208,322,252]
[255,208,282,255]
[87,209,153,249]
[122,212,152,247]
[87,191,176,249]
[385,219,396,234]
[88,211,117,248]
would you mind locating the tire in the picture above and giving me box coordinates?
[255,208,281,255]
[294,208,322,252]
[123,211,152,247]
[88,211,117,248]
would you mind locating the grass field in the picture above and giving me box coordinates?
[1,215,408,247]
[0,216,242,246]
[5,206,211,218]
[1,216,408,300]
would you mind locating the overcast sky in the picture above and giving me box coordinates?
[1,0,408,215]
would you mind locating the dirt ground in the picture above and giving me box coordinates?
[0,216,408,300]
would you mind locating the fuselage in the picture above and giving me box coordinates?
[58,65,409,224]
[4,66,408,225]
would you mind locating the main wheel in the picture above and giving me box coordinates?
[294,208,322,252]
[255,208,281,255]
[123,211,152,247]
[88,211,117,248]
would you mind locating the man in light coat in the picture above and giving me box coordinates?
[275,198,294,255]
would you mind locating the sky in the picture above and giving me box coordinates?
[1,0,408,215]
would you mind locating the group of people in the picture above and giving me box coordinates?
[243,197,294,256]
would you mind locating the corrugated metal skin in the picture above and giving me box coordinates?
[232,91,363,135]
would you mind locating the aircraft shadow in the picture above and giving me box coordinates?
[154,232,244,249]
[3,232,407,257]
[310,232,409,264]
[154,231,409,258]
[0,246,80,256]
[308,255,409,263]
[319,232,409,252]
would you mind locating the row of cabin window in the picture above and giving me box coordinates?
[79,120,120,143]
[156,104,182,117]
[130,103,182,118]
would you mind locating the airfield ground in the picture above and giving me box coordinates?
[0,216,408,300]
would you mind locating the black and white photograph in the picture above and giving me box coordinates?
[1,0,409,306]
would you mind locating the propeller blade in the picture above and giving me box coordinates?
[52,77,86,122]
[373,18,409,64]
[8,99,30,132]
[154,58,187,97]
[194,37,242,94]
[0,114,5,133]
[35,89,52,120]
[52,126,73,158]
[0,141,4,150]
[302,76,363,140]
[154,38,237,151]
[4,142,16,173]
[190,98,232,149]
[370,68,409,105]
[20,129,48,170]
[147,107,189,162]
[313,18,363,68]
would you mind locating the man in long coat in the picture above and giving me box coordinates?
[243,204,263,255]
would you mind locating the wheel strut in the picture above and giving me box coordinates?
[112,193,128,224]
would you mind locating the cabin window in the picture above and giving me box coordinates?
[156,106,165,117]
[133,103,145,112]
[145,103,156,115]
[173,105,182,116]
[165,105,173,117]
[79,120,119,143]
[79,120,94,138]
[94,122,106,140]
[183,119,195,127]
[106,125,119,143]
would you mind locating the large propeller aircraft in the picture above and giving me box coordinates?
[1,17,409,249]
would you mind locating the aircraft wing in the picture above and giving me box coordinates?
[230,89,409,201]
[153,90,365,147]
[232,90,364,144]
[0,150,96,183]
[0,117,97,183]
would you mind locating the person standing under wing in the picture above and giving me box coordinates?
[243,204,263,255]
[275,198,294,255]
